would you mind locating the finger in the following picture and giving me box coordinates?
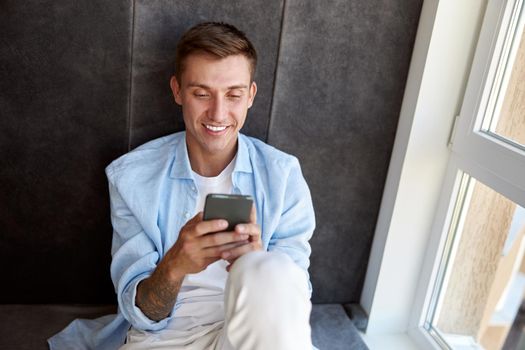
[221,241,260,260]
[234,223,261,238]
[193,218,229,237]
[200,232,249,249]
[225,257,238,272]
[204,240,250,258]
[250,204,257,224]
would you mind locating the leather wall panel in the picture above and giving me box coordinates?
[129,0,284,148]
[268,0,423,303]
[0,0,131,302]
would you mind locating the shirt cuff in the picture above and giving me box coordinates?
[121,274,174,331]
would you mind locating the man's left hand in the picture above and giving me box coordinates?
[223,205,262,271]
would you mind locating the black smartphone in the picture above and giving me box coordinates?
[203,194,253,231]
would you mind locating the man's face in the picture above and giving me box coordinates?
[170,53,257,160]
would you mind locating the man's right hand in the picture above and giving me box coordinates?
[135,212,249,321]
[163,212,250,280]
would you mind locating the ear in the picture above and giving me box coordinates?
[170,76,183,105]
[247,81,257,109]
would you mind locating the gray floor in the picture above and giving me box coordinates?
[310,304,368,350]
[0,304,368,350]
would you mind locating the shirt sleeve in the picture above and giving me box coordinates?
[267,157,316,295]
[107,177,174,331]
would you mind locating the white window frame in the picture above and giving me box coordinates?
[360,0,525,349]
[453,0,525,195]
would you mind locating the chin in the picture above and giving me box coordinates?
[206,139,236,153]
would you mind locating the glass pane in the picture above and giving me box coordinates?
[427,174,525,350]
[481,2,525,149]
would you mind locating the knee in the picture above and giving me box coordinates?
[229,251,308,296]
[224,251,313,344]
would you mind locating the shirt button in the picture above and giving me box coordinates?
[184,212,190,218]
[191,186,196,192]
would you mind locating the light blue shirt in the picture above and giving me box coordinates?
[48,131,316,350]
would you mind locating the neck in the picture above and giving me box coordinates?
[187,141,238,177]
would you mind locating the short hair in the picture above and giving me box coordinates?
[174,22,257,83]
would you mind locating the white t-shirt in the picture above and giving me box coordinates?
[162,156,236,332]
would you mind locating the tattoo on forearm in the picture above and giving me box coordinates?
[136,269,183,321]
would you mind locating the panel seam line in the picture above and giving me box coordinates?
[266,0,287,144]
[126,0,136,151]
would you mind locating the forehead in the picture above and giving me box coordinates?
[180,53,252,88]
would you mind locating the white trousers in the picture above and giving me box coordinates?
[218,250,313,350]
[122,251,314,350]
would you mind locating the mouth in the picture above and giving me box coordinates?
[203,124,229,135]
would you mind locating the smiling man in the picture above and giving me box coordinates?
[49,22,316,350]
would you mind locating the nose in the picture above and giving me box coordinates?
[208,96,227,122]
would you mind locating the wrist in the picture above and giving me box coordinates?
[156,259,186,285]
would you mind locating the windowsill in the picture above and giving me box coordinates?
[360,331,422,350]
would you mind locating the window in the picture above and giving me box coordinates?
[360,2,525,349]
[415,0,525,349]
[480,1,525,149]
[425,174,525,349]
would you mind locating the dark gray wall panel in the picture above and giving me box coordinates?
[269,0,422,303]
[1,0,423,306]
[0,0,131,302]
[129,0,284,149]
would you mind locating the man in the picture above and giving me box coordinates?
[49,22,316,350]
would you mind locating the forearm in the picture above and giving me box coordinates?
[135,263,185,321]
[131,213,233,322]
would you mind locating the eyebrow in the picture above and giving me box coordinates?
[187,83,249,90]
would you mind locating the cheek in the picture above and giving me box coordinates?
[182,100,206,118]
[231,101,250,116]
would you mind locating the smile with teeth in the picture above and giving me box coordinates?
[205,124,228,132]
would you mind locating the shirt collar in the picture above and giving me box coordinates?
[169,132,253,179]
[169,133,193,179]
[233,134,253,174]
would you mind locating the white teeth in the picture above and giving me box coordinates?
[205,125,227,132]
